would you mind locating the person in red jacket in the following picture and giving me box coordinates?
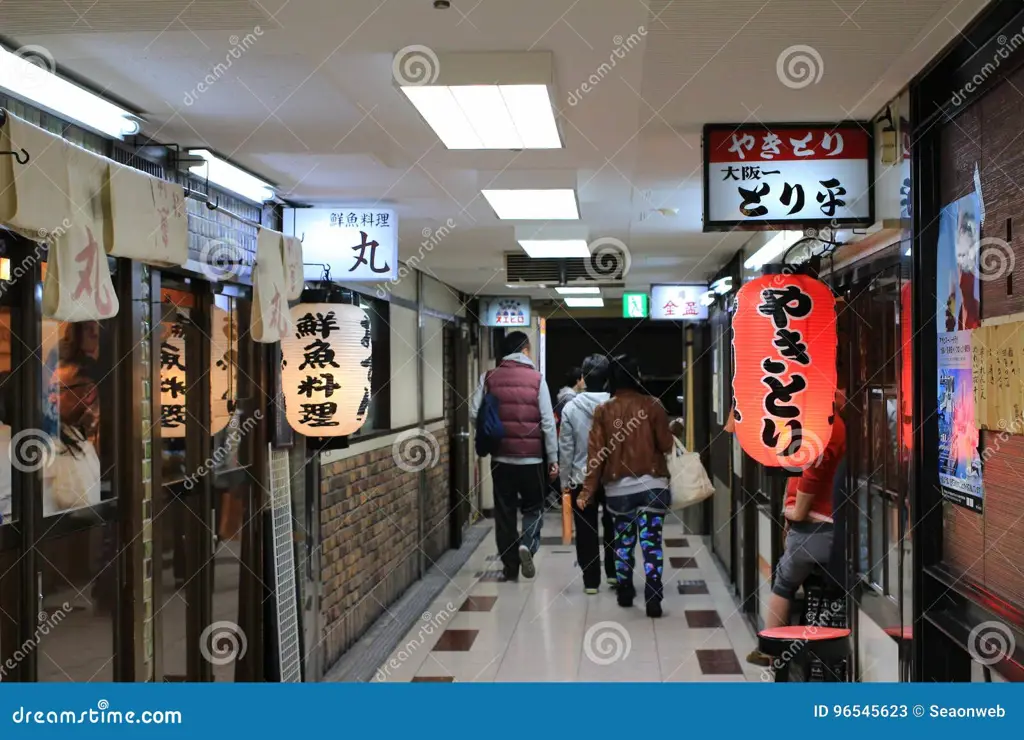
[472,331,558,582]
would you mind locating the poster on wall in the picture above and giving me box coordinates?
[936,192,983,512]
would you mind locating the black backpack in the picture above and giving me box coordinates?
[475,372,505,457]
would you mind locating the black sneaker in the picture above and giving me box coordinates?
[617,585,635,608]
[498,570,518,583]
[646,600,663,618]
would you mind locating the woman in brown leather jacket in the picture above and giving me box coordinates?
[578,355,673,617]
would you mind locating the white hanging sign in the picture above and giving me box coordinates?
[284,207,397,282]
[480,297,531,327]
[251,228,293,344]
[650,285,708,321]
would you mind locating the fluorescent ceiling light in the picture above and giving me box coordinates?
[565,297,604,308]
[401,84,560,150]
[0,46,140,139]
[743,230,804,271]
[710,276,733,295]
[188,149,274,203]
[555,285,600,295]
[519,239,589,258]
[482,189,579,220]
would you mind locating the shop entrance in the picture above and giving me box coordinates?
[153,277,264,682]
[0,235,124,681]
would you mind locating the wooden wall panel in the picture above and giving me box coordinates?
[939,67,1024,610]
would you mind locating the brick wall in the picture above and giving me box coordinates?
[422,429,451,565]
[319,444,420,666]
[940,65,1024,608]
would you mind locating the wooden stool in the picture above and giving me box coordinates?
[884,625,913,682]
[758,626,852,682]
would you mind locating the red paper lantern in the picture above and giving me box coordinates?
[731,273,837,469]
[900,281,913,450]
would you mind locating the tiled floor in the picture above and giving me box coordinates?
[376,512,764,682]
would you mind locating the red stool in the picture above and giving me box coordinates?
[883,626,913,682]
[758,626,852,682]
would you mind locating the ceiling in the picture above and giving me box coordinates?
[2,0,992,301]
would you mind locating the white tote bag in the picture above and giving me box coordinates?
[668,438,714,510]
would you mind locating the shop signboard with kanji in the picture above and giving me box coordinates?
[650,285,707,321]
[703,123,873,231]
[480,297,530,327]
[284,207,397,282]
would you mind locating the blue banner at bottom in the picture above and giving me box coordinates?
[0,684,1016,738]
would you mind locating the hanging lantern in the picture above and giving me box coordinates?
[900,281,913,450]
[731,272,837,469]
[159,305,236,439]
[159,309,189,439]
[281,303,371,436]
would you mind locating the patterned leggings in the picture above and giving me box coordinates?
[612,510,665,603]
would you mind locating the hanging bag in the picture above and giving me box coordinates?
[668,438,714,510]
[474,371,505,457]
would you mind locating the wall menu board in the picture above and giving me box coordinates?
[935,193,983,513]
[972,321,1024,434]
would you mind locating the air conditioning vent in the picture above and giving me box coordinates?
[504,252,627,285]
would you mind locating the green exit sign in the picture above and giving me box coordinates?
[622,293,649,319]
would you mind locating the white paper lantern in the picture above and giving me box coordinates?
[159,310,189,439]
[281,303,371,436]
[159,305,236,438]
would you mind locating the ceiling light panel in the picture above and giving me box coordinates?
[483,189,579,220]
[555,286,600,295]
[518,239,590,258]
[565,297,604,308]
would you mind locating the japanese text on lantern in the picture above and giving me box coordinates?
[756,285,813,456]
[294,311,343,428]
[160,313,188,432]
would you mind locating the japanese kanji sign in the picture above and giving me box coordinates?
[159,309,189,439]
[280,303,372,437]
[731,274,837,469]
[252,228,293,344]
[480,297,530,327]
[650,285,707,321]
[284,207,398,282]
[703,124,873,230]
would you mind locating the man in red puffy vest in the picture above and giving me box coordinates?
[472,331,559,581]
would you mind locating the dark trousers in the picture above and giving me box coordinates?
[492,461,545,578]
[571,486,615,589]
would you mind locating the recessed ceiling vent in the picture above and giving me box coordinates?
[504,252,627,285]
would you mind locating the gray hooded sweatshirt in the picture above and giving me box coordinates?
[558,391,610,490]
